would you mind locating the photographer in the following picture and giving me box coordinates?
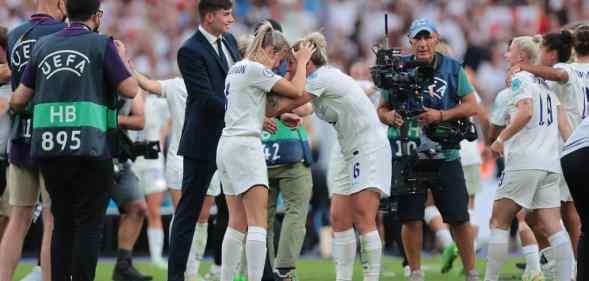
[376,19,478,281]
[109,70,154,281]
[8,0,139,279]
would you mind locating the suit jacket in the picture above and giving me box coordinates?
[177,30,240,160]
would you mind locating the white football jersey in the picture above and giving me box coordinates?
[549,62,589,129]
[159,77,187,157]
[305,66,388,155]
[504,71,561,173]
[223,59,282,138]
[562,116,589,156]
[490,88,511,127]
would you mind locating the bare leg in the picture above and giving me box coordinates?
[41,208,53,281]
[0,206,33,281]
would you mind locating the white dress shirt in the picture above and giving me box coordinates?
[199,25,235,67]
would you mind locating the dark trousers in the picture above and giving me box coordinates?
[168,157,216,281]
[40,158,113,281]
[561,147,589,281]
[212,194,228,266]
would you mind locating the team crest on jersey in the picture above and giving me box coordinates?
[263,68,274,78]
[511,78,522,92]
[38,50,91,80]
[425,77,448,100]
[10,39,36,72]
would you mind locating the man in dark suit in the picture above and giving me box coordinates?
[167,1,240,280]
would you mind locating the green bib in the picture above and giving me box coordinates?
[261,120,312,166]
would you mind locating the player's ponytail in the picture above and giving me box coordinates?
[245,21,289,61]
[293,32,328,67]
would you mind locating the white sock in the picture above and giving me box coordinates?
[147,228,164,262]
[436,229,454,249]
[522,244,541,273]
[221,227,245,281]
[469,209,479,250]
[424,206,441,225]
[186,223,208,278]
[238,243,247,276]
[333,229,356,281]
[548,231,574,281]
[246,226,267,281]
[484,228,510,281]
[360,231,382,281]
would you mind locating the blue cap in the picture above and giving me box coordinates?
[408,18,438,38]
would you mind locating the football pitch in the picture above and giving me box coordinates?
[14,256,524,281]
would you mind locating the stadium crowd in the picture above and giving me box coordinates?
[3,0,589,104]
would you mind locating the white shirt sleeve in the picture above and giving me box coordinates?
[249,63,282,93]
[304,73,327,97]
[554,63,574,86]
[490,91,509,126]
[511,73,533,103]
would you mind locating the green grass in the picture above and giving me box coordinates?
[14,256,525,280]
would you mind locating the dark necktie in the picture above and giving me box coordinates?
[216,38,229,69]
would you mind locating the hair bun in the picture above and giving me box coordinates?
[532,34,543,45]
[303,32,327,50]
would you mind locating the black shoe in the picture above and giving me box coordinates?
[112,261,153,281]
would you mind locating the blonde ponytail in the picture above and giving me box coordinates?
[245,21,289,61]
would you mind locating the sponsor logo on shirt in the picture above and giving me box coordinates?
[426,77,448,100]
[38,50,91,80]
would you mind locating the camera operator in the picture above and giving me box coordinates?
[376,19,479,281]
[8,0,139,279]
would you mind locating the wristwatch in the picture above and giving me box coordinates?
[495,136,504,144]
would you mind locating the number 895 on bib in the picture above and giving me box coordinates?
[41,130,81,151]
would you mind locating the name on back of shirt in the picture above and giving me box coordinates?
[575,70,589,80]
[228,65,246,75]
